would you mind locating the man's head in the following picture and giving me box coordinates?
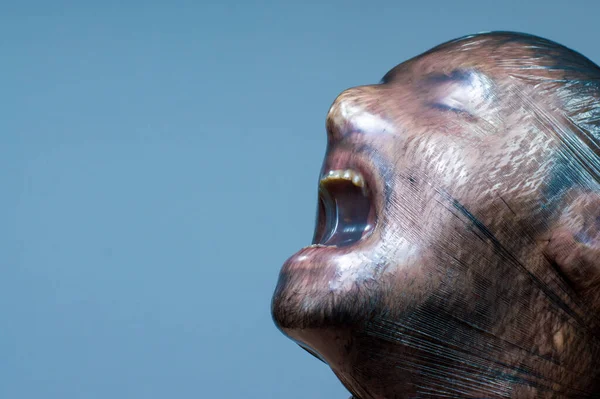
[272,32,600,398]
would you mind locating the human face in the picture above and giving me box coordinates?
[272,33,600,398]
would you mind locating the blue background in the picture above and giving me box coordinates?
[3,1,600,398]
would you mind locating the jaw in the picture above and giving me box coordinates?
[271,236,388,332]
[270,220,436,362]
[272,212,600,399]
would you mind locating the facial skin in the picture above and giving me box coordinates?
[272,32,600,398]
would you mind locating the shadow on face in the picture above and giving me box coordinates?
[272,32,600,399]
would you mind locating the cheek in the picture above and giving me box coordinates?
[394,135,475,193]
[382,245,444,304]
[474,128,556,201]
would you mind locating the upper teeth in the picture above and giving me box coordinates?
[320,169,368,195]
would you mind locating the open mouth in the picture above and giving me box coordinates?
[312,169,376,247]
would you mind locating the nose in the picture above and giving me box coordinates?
[326,85,394,141]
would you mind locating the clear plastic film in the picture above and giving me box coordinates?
[271,32,600,398]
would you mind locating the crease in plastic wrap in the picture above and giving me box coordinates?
[271,32,600,398]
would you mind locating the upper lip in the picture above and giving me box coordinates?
[320,169,368,196]
[320,146,381,196]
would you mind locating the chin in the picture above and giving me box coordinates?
[271,252,386,332]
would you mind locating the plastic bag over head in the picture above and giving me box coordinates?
[272,32,600,399]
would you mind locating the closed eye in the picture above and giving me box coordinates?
[431,101,473,115]
[426,69,494,117]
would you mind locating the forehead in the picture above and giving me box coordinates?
[376,34,583,120]
[382,35,539,85]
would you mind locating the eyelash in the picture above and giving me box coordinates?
[430,102,478,122]
[431,102,464,113]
